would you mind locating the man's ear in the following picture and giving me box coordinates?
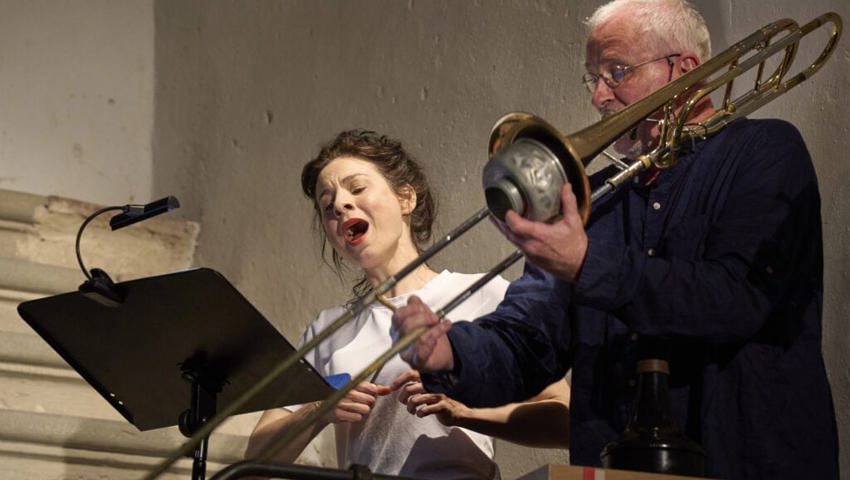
[398,184,417,215]
[678,52,700,74]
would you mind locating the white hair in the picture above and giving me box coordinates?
[586,0,711,61]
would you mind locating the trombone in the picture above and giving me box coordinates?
[147,12,842,478]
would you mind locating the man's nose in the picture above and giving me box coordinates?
[591,79,615,111]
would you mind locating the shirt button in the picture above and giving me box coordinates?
[627,378,637,387]
[652,201,661,210]
[630,332,639,342]
[647,248,656,257]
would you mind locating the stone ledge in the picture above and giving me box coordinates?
[0,188,200,282]
[0,439,193,479]
[0,409,245,466]
[0,190,46,225]
[0,257,81,296]
[0,331,68,370]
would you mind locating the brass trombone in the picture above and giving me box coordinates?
[148,12,841,478]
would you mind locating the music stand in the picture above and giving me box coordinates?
[17,267,333,480]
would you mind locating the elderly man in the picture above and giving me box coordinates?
[392,0,839,478]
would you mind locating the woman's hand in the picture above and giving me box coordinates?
[323,381,392,424]
[391,369,470,426]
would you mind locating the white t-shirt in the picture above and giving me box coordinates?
[299,270,509,479]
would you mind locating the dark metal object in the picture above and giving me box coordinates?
[210,461,418,480]
[600,358,705,476]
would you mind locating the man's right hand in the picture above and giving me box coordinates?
[392,295,455,373]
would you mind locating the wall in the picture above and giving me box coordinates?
[2,0,845,477]
[0,0,155,205]
[151,0,850,477]
[0,189,239,479]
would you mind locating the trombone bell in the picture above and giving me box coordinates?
[483,113,592,223]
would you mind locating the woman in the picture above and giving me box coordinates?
[246,130,569,479]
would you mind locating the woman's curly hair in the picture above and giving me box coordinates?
[301,129,436,298]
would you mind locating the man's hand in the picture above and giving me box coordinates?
[322,381,392,424]
[392,295,455,373]
[500,183,588,282]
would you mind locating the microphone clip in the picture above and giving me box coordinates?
[79,268,124,307]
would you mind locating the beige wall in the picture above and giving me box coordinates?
[152,1,850,476]
[0,0,154,205]
[1,0,848,478]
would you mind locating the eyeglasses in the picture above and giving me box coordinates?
[582,53,681,93]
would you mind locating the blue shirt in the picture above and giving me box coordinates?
[424,118,838,479]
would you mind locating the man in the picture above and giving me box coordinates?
[392,0,839,478]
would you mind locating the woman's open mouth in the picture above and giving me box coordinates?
[341,218,369,246]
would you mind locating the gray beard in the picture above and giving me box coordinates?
[614,128,648,159]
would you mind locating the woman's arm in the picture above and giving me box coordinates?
[245,381,392,462]
[245,403,328,463]
[394,370,570,448]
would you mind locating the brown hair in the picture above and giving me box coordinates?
[301,129,436,297]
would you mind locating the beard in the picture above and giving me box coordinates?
[613,125,652,158]
[601,108,659,159]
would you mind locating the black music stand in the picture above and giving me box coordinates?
[17,267,333,480]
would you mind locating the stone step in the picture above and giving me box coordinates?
[0,409,243,479]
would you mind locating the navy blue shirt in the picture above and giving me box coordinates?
[424,119,838,479]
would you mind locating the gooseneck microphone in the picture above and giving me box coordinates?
[75,196,180,305]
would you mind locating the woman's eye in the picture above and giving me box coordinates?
[351,185,366,194]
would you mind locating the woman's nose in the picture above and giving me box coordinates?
[332,197,355,217]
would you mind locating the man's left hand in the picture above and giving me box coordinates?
[501,182,588,282]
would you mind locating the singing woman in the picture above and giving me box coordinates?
[245,129,569,479]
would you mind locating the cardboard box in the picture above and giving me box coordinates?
[518,464,707,480]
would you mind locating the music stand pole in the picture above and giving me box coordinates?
[178,360,225,480]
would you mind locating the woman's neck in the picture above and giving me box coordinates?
[364,255,438,298]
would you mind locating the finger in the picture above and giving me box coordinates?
[393,295,438,331]
[416,400,449,417]
[352,382,380,396]
[390,369,421,390]
[488,213,513,237]
[405,321,448,369]
[335,401,371,418]
[560,183,582,226]
[399,382,426,404]
[418,318,452,345]
[334,408,365,423]
[346,388,380,406]
[407,392,438,409]
[504,209,538,237]
[355,381,395,398]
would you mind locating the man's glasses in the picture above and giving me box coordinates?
[582,53,681,93]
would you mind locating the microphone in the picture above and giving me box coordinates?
[75,196,181,306]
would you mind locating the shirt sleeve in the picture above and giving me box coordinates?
[297,316,329,376]
[422,263,573,407]
[573,120,821,343]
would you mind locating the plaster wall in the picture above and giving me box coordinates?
[0,0,154,206]
[0,0,846,477]
[151,0,850,477]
